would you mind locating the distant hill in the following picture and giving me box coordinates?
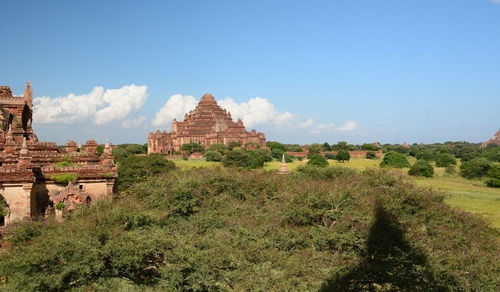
[0,166,498,291]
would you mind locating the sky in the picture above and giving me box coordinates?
[1,0,499,145]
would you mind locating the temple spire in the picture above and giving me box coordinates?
[23,81,32,106]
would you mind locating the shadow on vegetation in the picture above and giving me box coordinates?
[320,203,454,291]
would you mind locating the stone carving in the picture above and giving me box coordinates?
[148,93,266,154]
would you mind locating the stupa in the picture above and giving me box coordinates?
[277,154,289,175]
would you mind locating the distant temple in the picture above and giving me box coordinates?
[0,82,117,225]
[481,130,500,147]
[148,93,266,154]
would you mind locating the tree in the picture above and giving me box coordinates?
[325,153,336,160]
[415,150,435,161]
[408,160,434,177]
[227,141,242,150]
[205,151,223,162]
[181,143,204,155]
[335,150,351,163]
[380,152,410,168]
[117,154,176,191]
[207,143,227,155]
[222,149,264,169]
[435,153,457,167]
[334,141,350,151]
[271,148,284,160]
[307,144,323,155]
[307,154,329,167]
[361,144,378,151]
[485,164,500,188]
[460,158,491,179]
[267,141,286,152]
[323,142,332,151]
[286,144,303,152]
[366,151,376,159]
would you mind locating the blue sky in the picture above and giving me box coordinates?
[1,0,499,145]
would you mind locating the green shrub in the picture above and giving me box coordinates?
[1,168,499,291]
[408,160,434,177]
[485,164,500,188]
[118,154,176,191]
[51,173,79,184]
[222,149,264,169]
[460,158,491,179]
[415,150,435,161]
[435,153,457,167]
[271,148,284,160]
[324,153,336,160]
[366,151,376,159]
[55,203,66,210]
[307,154,328,167]
[207,143,227,155]
[55,157,75,167]
[205,151,223,162]
[181,143,204,155]
[7,222,42,244]
[335,150,350,162]
[445,165,456,174]
[380,152,410,168]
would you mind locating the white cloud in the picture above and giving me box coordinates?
[152,94,198,127]
[217,97,294,128]
[152,93,357,135]
[33,84,148,125]
[300,118,314,128]
[492,0,500,3]
[121,116,147,128]
[337,120,358,131]
[299,119,357,134]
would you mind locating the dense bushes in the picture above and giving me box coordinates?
[222,149,265,168]
[307,153,329,167]
[0,168,498,290]
[408,160,434,177]
[485,164,500,187]
[118,154,176,191]
[380,151,410,168]
[435,153,457,167]
[205,151,223,162]
[335,150,350,162]
[460,158,491,179]
[366,151,376,159]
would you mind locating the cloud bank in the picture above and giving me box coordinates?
[33,84,148,125]
[217,97,294,128]
[153,94,357,134]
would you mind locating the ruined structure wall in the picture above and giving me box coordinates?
[0,183,32,224]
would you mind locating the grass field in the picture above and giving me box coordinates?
[171,157,500,229]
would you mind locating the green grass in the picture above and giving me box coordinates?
[176,156,500,229]
[172,158,222,169]
[411,175,500,229]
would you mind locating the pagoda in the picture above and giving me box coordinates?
[148,93,266,154]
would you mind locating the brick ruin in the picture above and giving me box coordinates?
[0,82,117,225]
[481,130,500,147]
[148,93,266,154]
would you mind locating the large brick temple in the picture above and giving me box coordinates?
[148,93,266,154]
[0,82,117,225]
